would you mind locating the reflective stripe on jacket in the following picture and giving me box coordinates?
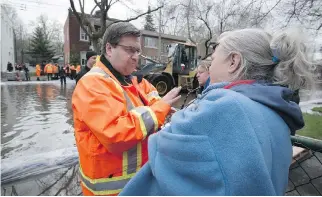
[72,58,170,196]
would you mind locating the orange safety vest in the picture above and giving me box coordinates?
[72,59,170,196]
[36,64,41,77]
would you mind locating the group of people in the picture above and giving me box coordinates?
[7,62,30,81]
[71,22,314,196]
[34,56,97,85]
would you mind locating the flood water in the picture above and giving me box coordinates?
[1,80,322,196]
[1,81,76,160]
[1,80,81,196]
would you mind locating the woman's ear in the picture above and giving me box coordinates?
[228,52,241,74]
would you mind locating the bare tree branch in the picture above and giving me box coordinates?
[94,0,102,9]
[70,0,163,52]
[107,5,163,26]
[318,23,322,30]
[196,1,213,59]
[78,0,84,13]
[186,0,196,43]
[90,4,99,16]
[109,0,120,7]
[69,0,93,40]
[257,0,283,23]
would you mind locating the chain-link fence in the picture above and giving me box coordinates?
[286,136,322,196]
[2,136,322,196]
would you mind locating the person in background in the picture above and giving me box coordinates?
[45,62,53,81]
[54,64,59,79]
[196,60,211,93]
[59,64,66,85]
[23,64,30,81]
[72,22,181,196]
[40,61,46,75]
[119,28,314,196]
[75,51,97,84]
[7,62,13,72]
[36,64,41,81]
[70,64,76,80]
[64,64,70,78]
[76,64,81,74]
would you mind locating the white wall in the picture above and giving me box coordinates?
[0,5,15,72]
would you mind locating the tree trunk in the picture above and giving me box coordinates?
[220,21,223,34]
[92,39,100,54]
[203,41,209,60]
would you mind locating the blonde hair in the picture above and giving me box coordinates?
[219,28,315,91]
[197,60,211,72]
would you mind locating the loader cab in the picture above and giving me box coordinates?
[167,43,198,75]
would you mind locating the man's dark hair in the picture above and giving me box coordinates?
[101,22,141,54]
[86,51,97,60]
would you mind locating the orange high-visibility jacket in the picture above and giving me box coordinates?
[53,64,58,74]
[76,65,81,73]
[36,64,41,77]
[72,58,170,196]
[45,64,53,74]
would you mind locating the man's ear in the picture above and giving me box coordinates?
[105,43,112,57]
[228,52,241,74]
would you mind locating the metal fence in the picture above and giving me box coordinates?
[286,136,322,196]
[2,136,322,196]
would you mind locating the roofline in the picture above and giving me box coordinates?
[140,30,186,42]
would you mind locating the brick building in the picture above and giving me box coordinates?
[64,9,112,66]
[64,10,187,66]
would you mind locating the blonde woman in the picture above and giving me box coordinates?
[196,60,211,92]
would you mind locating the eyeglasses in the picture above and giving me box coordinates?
[117,44,142,56]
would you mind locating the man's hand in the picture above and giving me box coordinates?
[162,87,182,106]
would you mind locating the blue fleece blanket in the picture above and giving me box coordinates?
[119,82,303,196]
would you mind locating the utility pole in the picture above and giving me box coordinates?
[158,1,162,61]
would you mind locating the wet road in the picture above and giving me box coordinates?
[1,79,322,196]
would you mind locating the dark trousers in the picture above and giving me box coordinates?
[47,73,52,81]
[25,72,30,81]
[70,70,76,80]
[60,76,66,85]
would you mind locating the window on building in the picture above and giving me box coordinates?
[144,37,157,48]
[80,26,89,41]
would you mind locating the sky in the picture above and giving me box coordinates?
[1,0,154,33]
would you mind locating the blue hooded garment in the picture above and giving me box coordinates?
[203,77,211,90]
[119,82,304,196]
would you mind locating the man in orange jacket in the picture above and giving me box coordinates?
[35,64,41,81]
[72,22,181,196]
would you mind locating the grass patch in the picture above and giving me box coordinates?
[297,113,322,140]
[312,107,322,113]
